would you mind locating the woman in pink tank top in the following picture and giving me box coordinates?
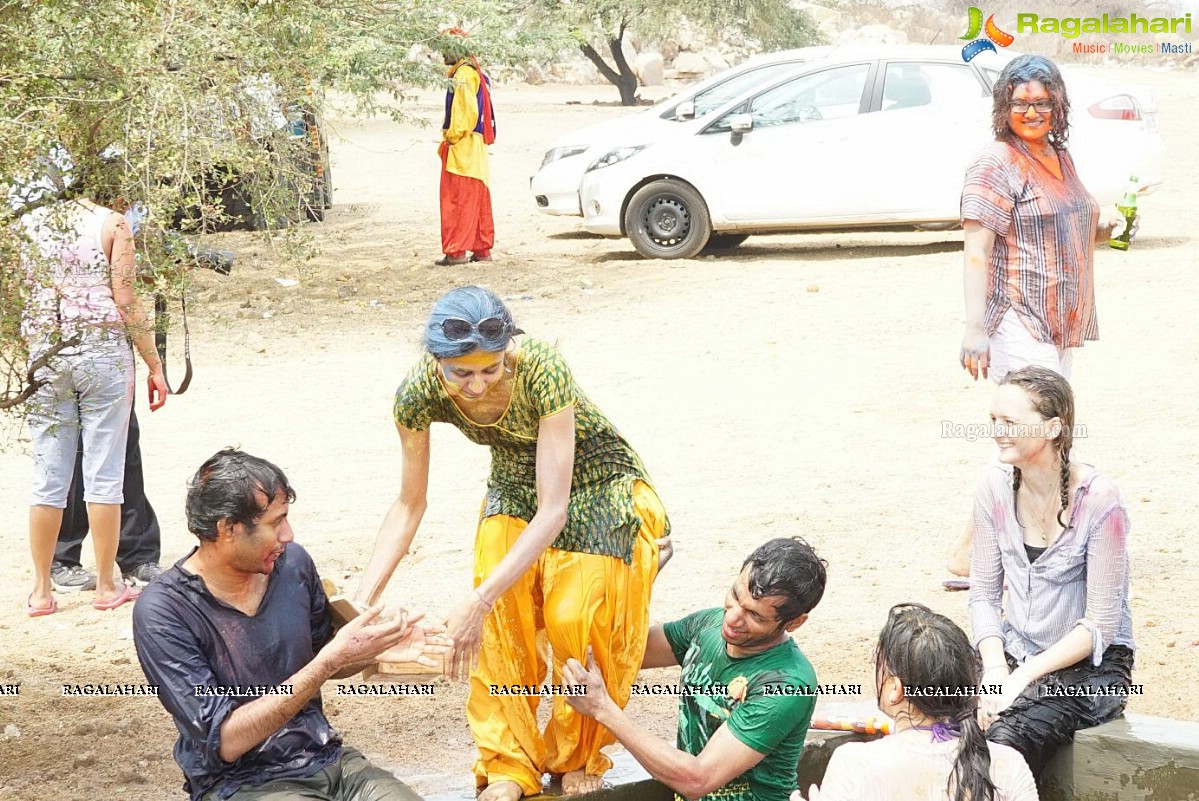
[22,197,168,616]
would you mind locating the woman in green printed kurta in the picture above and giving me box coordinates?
[356,286,672,801]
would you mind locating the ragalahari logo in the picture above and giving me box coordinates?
[960,7,1015,62]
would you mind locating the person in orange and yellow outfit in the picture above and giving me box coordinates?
[356,285,673,801]
[436,30,496,266]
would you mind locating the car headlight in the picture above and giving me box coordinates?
[586,145,648,172]
[540,145,590,169]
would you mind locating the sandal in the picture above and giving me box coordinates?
[26,594,58,617]
[92,583,140,611]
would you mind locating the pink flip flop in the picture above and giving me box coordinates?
[26,594,58,617]
[92,583,140,611]
[942,579,1009,592]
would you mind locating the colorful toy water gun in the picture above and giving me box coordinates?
[810,715,893,735]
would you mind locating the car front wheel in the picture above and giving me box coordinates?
[623,179,711,260]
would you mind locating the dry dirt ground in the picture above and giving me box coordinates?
[1,69,1196,800]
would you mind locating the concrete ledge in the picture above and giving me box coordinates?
[563,777,672,801]
[573,713,1199,801]
[1041,713,1199,801]
[560,729,880,801]
[426,711,1199,801]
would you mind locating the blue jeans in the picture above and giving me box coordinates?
[27,334,134,506]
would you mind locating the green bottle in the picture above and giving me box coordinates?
[1109,176,1138,251]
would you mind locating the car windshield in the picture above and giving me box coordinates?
[707,63,870,132]
[661,61,805,120]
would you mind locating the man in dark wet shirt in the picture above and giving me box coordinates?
[133,449,445,801]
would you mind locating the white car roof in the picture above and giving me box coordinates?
[541,44,1150,152]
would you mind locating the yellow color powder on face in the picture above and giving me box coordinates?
[443,349,504,369]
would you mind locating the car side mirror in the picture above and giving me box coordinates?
[729,114,754,134]
[729,113,754,146]
[674,101,696,121]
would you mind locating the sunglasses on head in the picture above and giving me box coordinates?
[441,316,509,341]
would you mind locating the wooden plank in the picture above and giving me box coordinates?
[360,657,444,682]
[328,596,362,630]
[320,577,445,680]
[321,578,364,630]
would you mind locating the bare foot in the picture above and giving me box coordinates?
[478,780,522,801]
[562,770,604,796]
[947,520,973,577]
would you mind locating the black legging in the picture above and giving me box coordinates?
[987,645,1134,778]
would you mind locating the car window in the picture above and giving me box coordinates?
[684,62,804,118]
[881,63,984,112]
[707,64,869,132]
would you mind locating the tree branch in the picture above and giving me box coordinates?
[578,42,621,86]
[607,21,633,78]
[0,336,81,410]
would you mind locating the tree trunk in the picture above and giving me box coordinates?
[607,34,639,106]
[578,24,641,106]
[614,57,638,106]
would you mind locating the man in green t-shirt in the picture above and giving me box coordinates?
[564,537,827,801]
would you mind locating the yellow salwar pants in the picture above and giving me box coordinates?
[468,481,665,795]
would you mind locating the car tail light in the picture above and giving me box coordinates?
[1088,95,1142,121]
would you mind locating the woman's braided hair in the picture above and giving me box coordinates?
[1000,366,1074,528]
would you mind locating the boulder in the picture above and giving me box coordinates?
[621,38,638,70]
[660,39,680,63]
[635,52,665,86]
[548,60,603,84]
[672,51,710,78]
[698,48,729,70]
[523,62,546,85]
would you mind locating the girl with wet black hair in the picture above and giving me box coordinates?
[802,604,1036,801]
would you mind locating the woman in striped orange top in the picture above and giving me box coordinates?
[947,54,1133,582]
[959,53,1132,384]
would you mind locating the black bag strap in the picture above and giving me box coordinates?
[154,292,193,395]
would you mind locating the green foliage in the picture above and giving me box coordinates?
[0,0,548,411]
[723,0,827,51]
[531,0,825,103]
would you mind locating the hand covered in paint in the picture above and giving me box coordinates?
[444,592,488,681]
[562,648,617,720]
[377,619,454,668]
[656,534,674,572]
[326,604,413,670]
[960,326,990,381]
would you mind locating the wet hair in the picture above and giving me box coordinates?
[876,604,996,801]
[185,449,296,542]
[990,54,1071,149]
[423,285,518,359]
[999,366,1075,528]
[740,536,828,622]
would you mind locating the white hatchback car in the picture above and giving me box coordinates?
[530,47,835,216]
[575,45,1165,259]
